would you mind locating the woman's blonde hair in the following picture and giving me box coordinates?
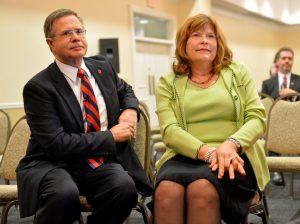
[173,13,233,75]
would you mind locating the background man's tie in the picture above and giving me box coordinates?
[283,74,287,88]
[78,68,103,169]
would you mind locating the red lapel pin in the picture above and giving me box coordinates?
[98,69,102,75]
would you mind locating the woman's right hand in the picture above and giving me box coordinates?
[209,141,245,179]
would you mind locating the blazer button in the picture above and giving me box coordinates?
[234,95,238,100]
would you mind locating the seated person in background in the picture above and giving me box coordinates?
[154,13,270,224]
[16,8,152,224]
[262,46,300,185]
[262,47,300,100]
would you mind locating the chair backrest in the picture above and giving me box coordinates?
[0,110,11,155]
[133,105,151,177]
[258,92,274,120]
[265,93,300,154]
[138,101,150,119]
[0,115,30,180]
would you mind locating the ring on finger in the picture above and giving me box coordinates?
[230,156,238,163]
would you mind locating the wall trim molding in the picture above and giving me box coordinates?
[0,102,23,109]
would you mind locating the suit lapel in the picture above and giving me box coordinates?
[49,63,84,130]
[290,74,298,90]
[272,76,279,99]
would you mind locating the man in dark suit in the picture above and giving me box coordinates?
[16,8,152,224]
[262,46,300,185]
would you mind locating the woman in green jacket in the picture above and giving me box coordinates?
[154,14,270,224]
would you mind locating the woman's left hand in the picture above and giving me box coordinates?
[209,140,246,179]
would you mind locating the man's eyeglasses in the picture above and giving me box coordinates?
[52,28,86,38]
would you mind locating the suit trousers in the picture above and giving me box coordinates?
[34,162,138,224]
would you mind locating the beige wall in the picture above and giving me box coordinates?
[1,0,300,108]
[213,13,279,89]
[0,0,179,105]
[213,10,300,91]
[278,29,300,74]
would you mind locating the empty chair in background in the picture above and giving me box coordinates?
[0,116,30,224]
[258,92,274,120]
[261,47,300,186]
[265,93,300,199]
[0,110,11,160]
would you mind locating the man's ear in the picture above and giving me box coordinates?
[46,38,53,52]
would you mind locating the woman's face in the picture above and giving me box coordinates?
[186,24,217,66]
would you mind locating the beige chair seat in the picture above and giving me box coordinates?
[251,191,260,205]
[0,185,18,199]
[267,157,300,172]
[153,142,165,153]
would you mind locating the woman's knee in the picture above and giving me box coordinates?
[187,179,219,205]
[155,180,185,205]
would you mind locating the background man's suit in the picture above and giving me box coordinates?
[261,73,300,99]
[17,55,153,221]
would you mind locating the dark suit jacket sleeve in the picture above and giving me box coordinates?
[261,77,279,100]
[261,80,267,95]
[106,59,140,116]
[291,74,300,92]
[261,79,273,97]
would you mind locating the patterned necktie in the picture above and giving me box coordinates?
[77,68,103,169]
[282,74,287,88]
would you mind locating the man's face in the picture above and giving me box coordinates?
[46,15,88,67]
[277,50,293,74]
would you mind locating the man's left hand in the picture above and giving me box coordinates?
[118,108,138,139]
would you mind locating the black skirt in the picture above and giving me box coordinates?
[156,154,257,224]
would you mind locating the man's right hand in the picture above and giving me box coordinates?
[110,123,135,142]
[279,88,296,96]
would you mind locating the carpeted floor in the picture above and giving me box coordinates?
[248,172,300,224]
[2,173,299,223]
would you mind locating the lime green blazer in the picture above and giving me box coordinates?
[155,61,270,191]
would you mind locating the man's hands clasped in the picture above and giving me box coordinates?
[110,108,137,142]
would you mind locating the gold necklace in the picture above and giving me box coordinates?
[190,73,214,85]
